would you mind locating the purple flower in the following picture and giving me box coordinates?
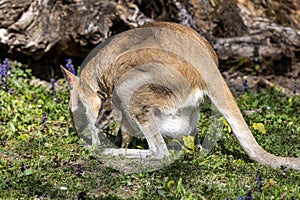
[0,60,7,88]
[9,88,14,94]
[243,80,249,92]
[41,112,47,128]
[292,82,297,95]
[40,191,50,200]
[50,78,56,95]
[245,190,254,200]
[3,58,11,70]
[2,138,7,145]
[256,175,264,193]
[284,167,289,173]
[256,176,263,181]
[50,78,56,89]
[281,166,289,173]
[0,58,11,90]
[65,59,76,75]
[75,164,83,176]
[254,49,260,63]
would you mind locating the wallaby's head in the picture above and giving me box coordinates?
[61,66,116,131]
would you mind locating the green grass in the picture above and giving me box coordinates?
[0,61,299,199]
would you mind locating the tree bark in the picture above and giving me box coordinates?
[0,0,152,59]
[0,0,299,79]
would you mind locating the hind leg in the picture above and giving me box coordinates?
[101,109,169,159]
[115,124,133,148]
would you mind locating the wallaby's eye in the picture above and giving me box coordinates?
[103,110,111,117]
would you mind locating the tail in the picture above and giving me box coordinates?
[208,79,300,170]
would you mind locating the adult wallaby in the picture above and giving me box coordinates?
[61,22,300,170]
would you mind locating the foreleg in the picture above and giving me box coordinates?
[83,94,109,146]
[191,127,202,150]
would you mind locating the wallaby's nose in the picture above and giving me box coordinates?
[95,118,105,129]
[95,110,112,129]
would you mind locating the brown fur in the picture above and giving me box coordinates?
[62,22,300,170]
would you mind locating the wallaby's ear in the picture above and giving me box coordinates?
[60,65,79,90]
[97,90,108,99]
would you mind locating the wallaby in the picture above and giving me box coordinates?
[61,22,300,170]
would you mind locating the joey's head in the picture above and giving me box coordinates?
[95,92,114,130]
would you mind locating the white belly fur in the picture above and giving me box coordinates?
[154,90,204,139]
[155,108,199,138]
